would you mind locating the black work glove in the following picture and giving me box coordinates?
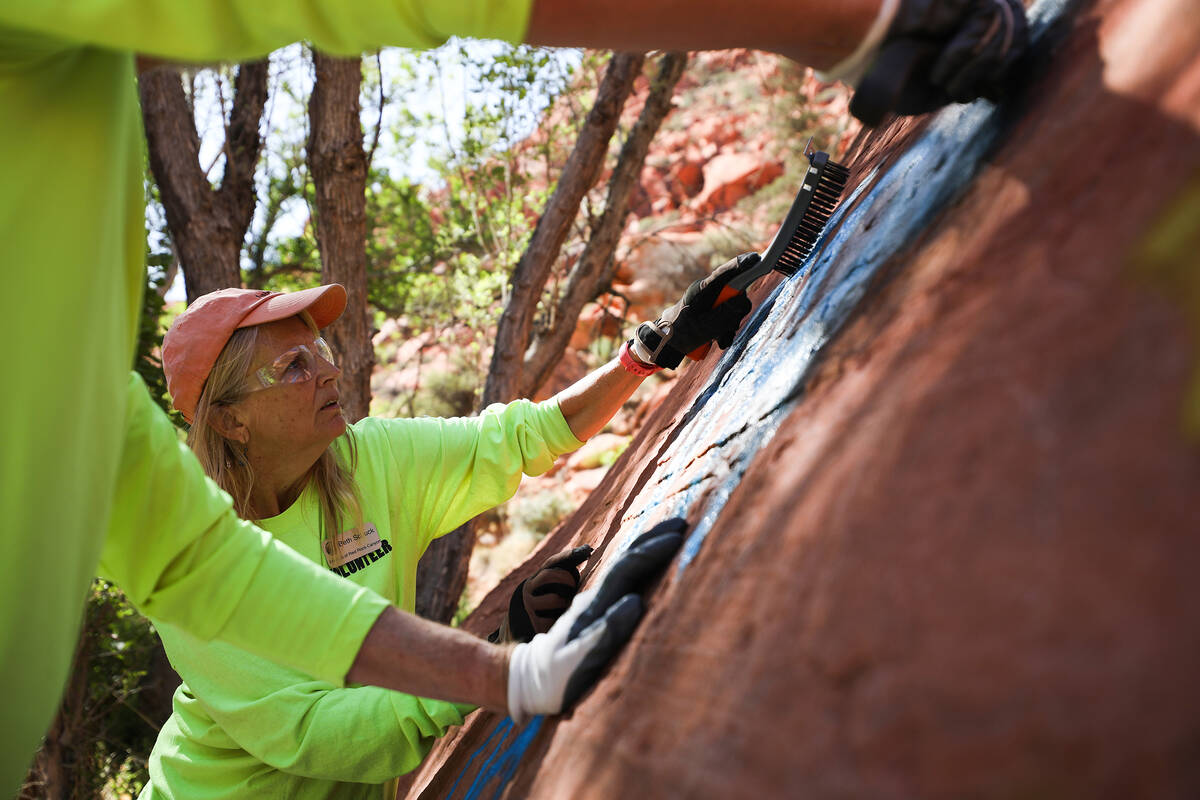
[505,518,687,724]
[494,545,593,643]
[560,518,687,710]
[634,253,759,369]
[850,0,1029,125]
[563,518,685,644]
[504,520,686,724]
[929,0,1029,103]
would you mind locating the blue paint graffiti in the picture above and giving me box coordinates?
[623,0,1071,574]
[437,0,1073,792]
[444,715,545,800]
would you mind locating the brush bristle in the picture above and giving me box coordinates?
[724,153,851,295]
[772,158,849,277]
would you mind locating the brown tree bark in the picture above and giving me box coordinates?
[525,52,689,390]
[482,52,645,408]
[309,52,373,423]
[413,53,645,626]
[140,62,269,302]
[413,53,687,625]
[413,527,475,623]
[19,631,86,800]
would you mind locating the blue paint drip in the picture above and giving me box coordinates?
[489,718,544,800]
[445,717,512,800]
[445,716,545,800]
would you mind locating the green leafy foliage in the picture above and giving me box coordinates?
[77,581,165,797]
[243,42,581,331]
[22,579,167,798]
[241,43,593,419]
[137,250,185,428]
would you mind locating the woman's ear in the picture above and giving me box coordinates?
[209,405,250,445]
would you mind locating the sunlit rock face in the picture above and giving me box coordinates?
[402,0,1200,796]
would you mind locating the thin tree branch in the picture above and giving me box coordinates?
[366,50,386,170]
[482,51,645,407]
[524,52,689,393]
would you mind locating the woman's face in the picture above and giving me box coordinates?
[236,316,346,462]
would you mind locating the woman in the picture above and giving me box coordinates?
[141,264,754,799]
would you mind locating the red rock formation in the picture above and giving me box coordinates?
[403,0,1200,796]
[694,152,785,212]
[568,301,625,350]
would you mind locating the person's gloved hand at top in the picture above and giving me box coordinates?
[822,0,1031,124]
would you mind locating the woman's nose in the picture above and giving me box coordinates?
[318,359,341,383]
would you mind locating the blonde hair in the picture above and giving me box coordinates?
[187,313,363,565]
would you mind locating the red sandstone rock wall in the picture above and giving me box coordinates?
[403,0,1200,796]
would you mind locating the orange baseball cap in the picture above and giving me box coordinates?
[162,284,347,423]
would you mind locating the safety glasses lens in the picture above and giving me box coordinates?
[314,337,335,365]
[251,338,337,390]
[263,348,316,385]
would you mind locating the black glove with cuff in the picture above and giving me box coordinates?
[633,253,759,369]
[491,545,593,643]
[505,518,686,724]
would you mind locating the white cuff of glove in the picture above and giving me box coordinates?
[816,0,901,85]
[628,336,656,366]
[507,588,603,726]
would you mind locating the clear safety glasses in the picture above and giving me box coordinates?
[247,337,337,392]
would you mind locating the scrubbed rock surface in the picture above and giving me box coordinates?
[403,0,1200,796]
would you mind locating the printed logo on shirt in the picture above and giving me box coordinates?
[324,522,392,577]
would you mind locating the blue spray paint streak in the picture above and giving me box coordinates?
[613,0,1069,573]
[487,718,544,800]
[445,717,512,800]
[444,715,545,800]
[663,102,1004,568]
[436,2,1073,791]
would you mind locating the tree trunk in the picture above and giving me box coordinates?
[140,61,269,302]
[525,52,689,391]
[23,613,89,799]
[482,52,645,408]
[414,525,474,623]
[415,54,644,625]
[309,52,373,423]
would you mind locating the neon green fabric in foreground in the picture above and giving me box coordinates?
[104,376,393,687]
[142,404,582,799]
[0,0,531,793]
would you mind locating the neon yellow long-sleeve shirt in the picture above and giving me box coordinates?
[141,404,583,800]
[0,1,530,793]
